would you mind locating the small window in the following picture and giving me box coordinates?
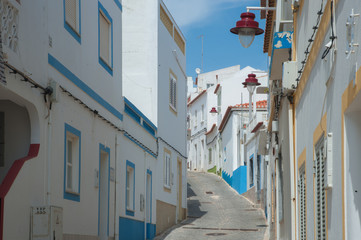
[98,3,113,75]
[64,0,81,43]
[0,112,4,167]
[208,148,212,164]
[164,150,171,189]
[169,73,177,111]
[201,105,204,122]
[126,160,135,216]
[64,123,81,201]
[315,139,326,240]
[298,167,307,240]
[194,110,197,128]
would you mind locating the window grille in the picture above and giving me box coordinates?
[298,167,306,240]
[315,140,326,240]
[164,152,171,187]
[169,77,177,110]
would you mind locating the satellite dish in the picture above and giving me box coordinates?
[195,68,201,74]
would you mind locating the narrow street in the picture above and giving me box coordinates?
[157,171,267,240]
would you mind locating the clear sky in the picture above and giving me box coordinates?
[163,0,268,81]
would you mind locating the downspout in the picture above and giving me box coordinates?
[288,102,296,240]
[292,102,297,240]
[114,134,119,240]
[144,151,147,240]
[46,111,52,206]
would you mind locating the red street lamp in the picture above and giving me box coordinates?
[242,73,261,117]
[230,12,264,48]
[209,107,218,116]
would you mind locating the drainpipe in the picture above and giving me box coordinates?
[144,151,147,240]
[46,110,52,206]
[114,134,120,240]
[288,103,296,240]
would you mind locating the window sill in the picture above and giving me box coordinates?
[99,57,113,76]
[163,185,171,193]
[169,104,177,115]
[64,22,81,44]
[64,190,80,202]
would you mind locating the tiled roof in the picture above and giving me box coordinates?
[187,90,207,106]
[234,100,268,109]
[205,124,217,135]
[263,0,275,53]
[214,84,221,94]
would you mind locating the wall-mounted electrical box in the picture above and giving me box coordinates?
[31,206,63,240]
[282,61,298,94]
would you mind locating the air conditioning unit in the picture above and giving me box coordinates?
[282,61,297,94]
[31,206,63,240]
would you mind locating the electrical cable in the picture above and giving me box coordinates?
[321,0,336,59]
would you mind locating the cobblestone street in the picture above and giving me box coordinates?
[156,171,268,240]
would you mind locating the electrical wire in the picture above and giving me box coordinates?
[321,0,336,59]
[296,0,325,84]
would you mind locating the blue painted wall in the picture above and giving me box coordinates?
[231,166,247,195]
[222,170,232,186]
[119,217,156,240]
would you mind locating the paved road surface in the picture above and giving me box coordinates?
[156,171,267,240]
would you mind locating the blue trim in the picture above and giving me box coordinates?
[64,123,81,202]
[98,1,113,76]
[143,122,156,137]
[119,217,156,240]
[48,54,123,121]
[98,144,110,236]
[124,104,141,124]
[124,97,157,130]
[114,0,122,11]
[63,0,81,44]
[123,134,157,159]
[126,160,135,216]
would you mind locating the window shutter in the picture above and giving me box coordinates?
[169,78,173,106]
[173,78,177,108]
[299,171,306,240]
[315,142,326,240]
[65,0,78,32]
[99,12,110,64]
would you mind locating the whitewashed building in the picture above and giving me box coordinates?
[0,0,186,240]
[122,0,187,237]
[261,0,361,239]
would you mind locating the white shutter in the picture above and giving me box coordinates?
[99,12,110,64]
[173,78,177,108]
[65,0,79,32]
[315,142,326,240]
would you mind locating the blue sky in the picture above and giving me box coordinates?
[163,0,268,80]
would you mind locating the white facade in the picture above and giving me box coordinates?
[122,0,187,236]
[0,0,186,240]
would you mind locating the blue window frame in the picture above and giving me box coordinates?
[64,123,81,202]
[114,0,122,11]
[98,144,110,236]
[64,0,81,43]
[98,1,113,75]
[126,160,135,216]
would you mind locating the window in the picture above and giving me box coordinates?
[98,2,113,75]
[169,72,177,111]
[208,148,212,164]
[194,110,197,128]
[160,4,173,36]
[126,160,135,216]
[249,156,254,187]
[164,150,171,189]
[64,0,81,43]
[201,105,204,123]
[64,123,81,201]
[0,112,4,167]
[315,139,326,240]
[298,166,306,240]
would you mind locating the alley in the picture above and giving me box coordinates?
[157,171,267,240]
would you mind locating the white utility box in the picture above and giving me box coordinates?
[31,206,63,240]
[282,61,298,94]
